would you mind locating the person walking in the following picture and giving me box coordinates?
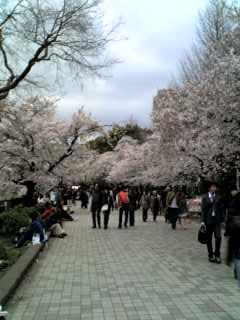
[140,191,150,222]
[226,190,240,286]
[166,187,180,230]
[109,189,115,212]
[178,191,188,229]
[80,190,89,209]
[165,187,172,223]
[201,183,225,263]
[101,189,112,229]
[118,186,130,228]
[128,188,138,227]
[90,184,103,229]
[150,191,161,222]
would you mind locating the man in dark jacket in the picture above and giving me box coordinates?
[201,183,225,263]
[91,184,103,229]
[80,190,89,209]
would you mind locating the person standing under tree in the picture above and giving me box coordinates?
[201,183,225,264]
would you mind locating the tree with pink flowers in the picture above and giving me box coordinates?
[0,97,100,204]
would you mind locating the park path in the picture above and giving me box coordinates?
[7,208,240,320]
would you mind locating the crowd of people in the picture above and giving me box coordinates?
[88,184,189,230]
[15,182,240,288]
[90,185,164,229]
[87,183,240,288]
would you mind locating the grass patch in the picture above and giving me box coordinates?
[0,235,25,279]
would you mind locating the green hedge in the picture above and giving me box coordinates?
[0,243,8,260]
[0,206,40,235]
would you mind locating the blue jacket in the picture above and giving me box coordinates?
[17,218,44,247]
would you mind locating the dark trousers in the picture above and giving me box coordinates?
[109,201,114,212]
[142,208,148,222]
[92,209,101,228]
[153,210,158,222]
[206,224,222,258]
[129,208,135,226]
[119,204,129,228]
[103,210,110,229]
[81,201,88,209]
[168,208,179,229]
[165,208,170,222]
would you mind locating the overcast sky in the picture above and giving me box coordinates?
[58,0,207,127]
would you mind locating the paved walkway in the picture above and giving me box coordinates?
[7,209,240,320]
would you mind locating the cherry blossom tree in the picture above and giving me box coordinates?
[152,49,240,188]
[0,97,100,204]
[106,136,140,184]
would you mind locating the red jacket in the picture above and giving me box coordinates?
[41,207,55,220]
[118,191,129,205]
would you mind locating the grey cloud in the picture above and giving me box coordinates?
[58,0,208,127]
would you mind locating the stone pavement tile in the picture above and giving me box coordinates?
[6,209,240,320]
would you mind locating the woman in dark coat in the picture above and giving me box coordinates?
[80,190,89,209]
[226,191,240,287]
[91,184,103,229]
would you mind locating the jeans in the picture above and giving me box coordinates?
[119,204,129,228]
[234,259,240,287]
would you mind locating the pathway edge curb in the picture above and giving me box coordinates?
[0,242,44,307]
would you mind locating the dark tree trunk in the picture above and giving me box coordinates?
[23,181,37,207]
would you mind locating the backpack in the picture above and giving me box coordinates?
[118,191,129,204]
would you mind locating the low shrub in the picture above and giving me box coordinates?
[0,206,40,235]
[0,243,8,260]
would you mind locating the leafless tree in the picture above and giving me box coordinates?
[179,0,234,82]
[0,0,118,100]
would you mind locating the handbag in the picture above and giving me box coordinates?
[198,226,207,244]
[101,204,108,212]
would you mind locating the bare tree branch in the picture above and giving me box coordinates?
[0,0,24,28]
[0,0,119,101]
